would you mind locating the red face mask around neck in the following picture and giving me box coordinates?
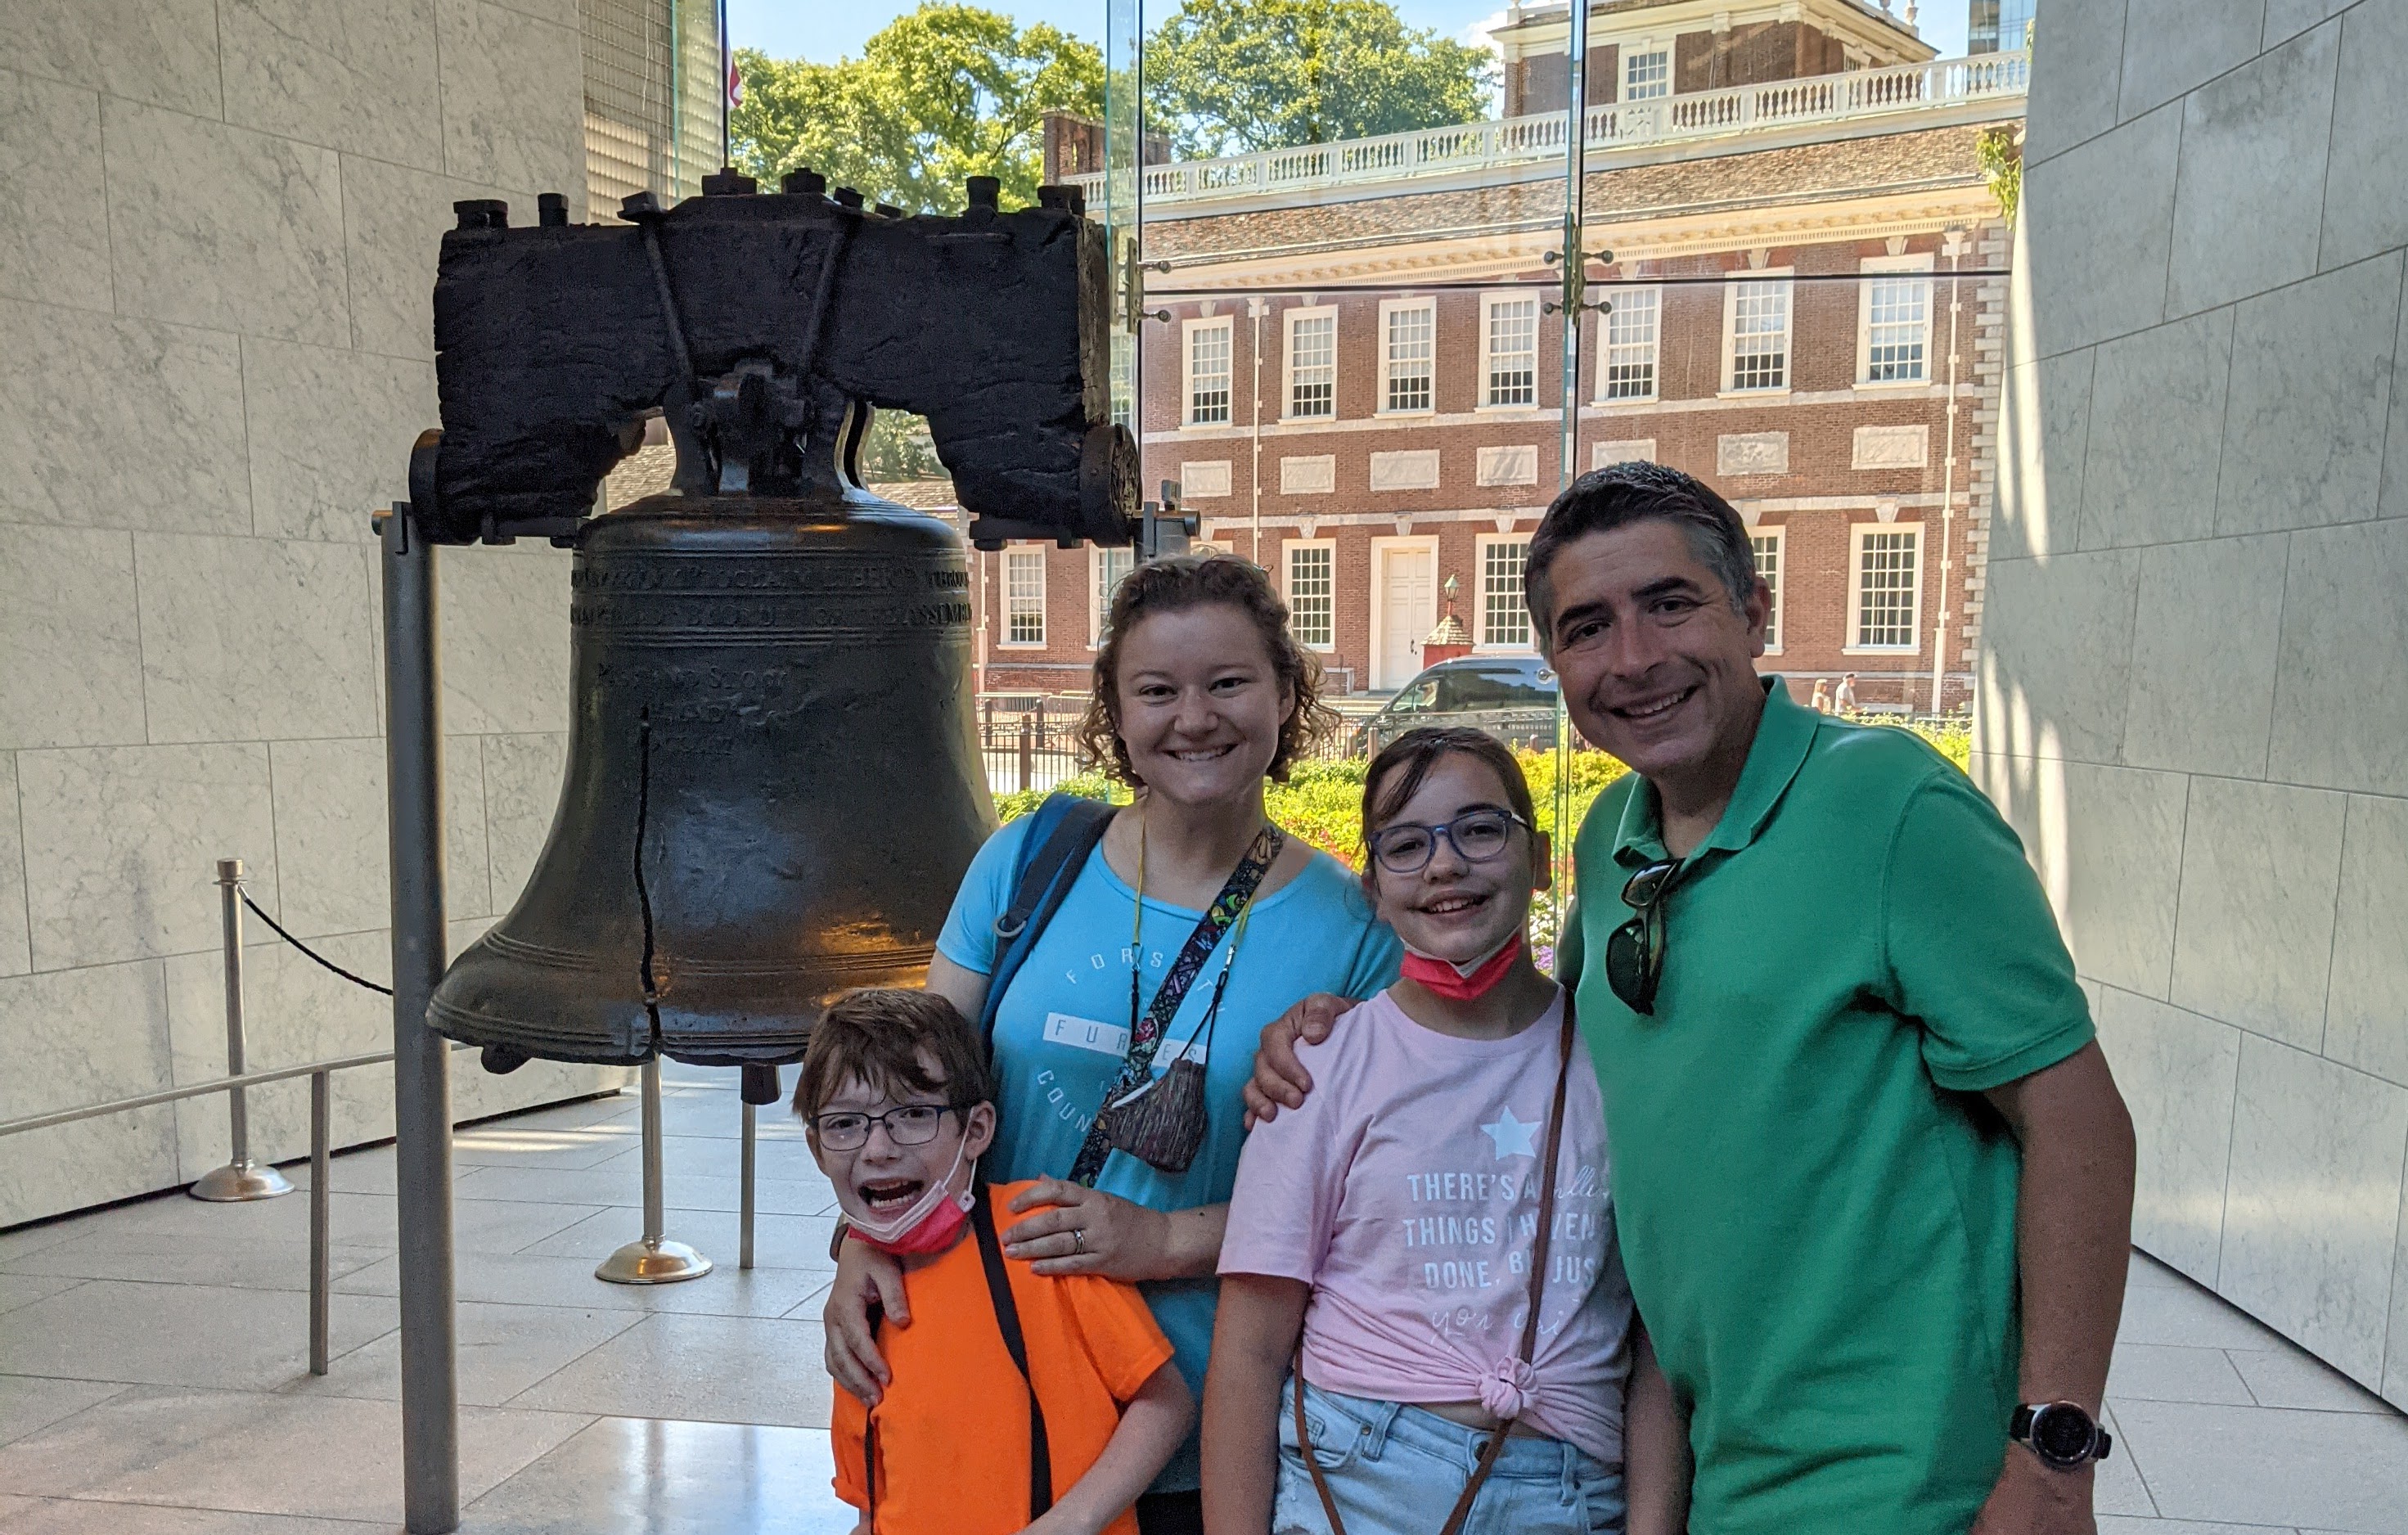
[1398,933,1524,1002]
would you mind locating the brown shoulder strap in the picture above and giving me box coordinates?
[1294,993,1580,1535]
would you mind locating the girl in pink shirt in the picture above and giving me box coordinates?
[1203,728,1683,1535]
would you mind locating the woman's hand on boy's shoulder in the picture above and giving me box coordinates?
[1240,993,1354,1128]
[1003,1181,1172,1280]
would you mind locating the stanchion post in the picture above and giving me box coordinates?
[309,1067,332,1375]
[191,859,293,1202]
[596,1057,712,1283]
[380,498,459,1534]
[740,1101,757,1271]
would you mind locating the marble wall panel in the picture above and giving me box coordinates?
[2170,776,2347,1051]
[340,155,525,362]
[2022,104,2180,358]
[0,960,181,1225]
[1973,551,2139,764]
[0,525,146,751]
[2391,1179,2408,1409]
[2316,0,2408,271]
[2096,987,2242,1285]
[0,300,250,533]
[2388,268,2408,523]
[2023,0,2126,163]
[2055,763,2192,1000]
[0,754,28,977]
[2118,0,2269,121]
[2077,308,2233,551]
[267,736,491,938]
[1992,348,2092,562]
[483,732,569,916]
[218,0,443,169]
[439,549,574,736]
[2220,1034,2408,1389]
[2263,0,2355,45]
[2267,518,2408,799]
[244,338,439,542]
[10,0,222,116]
[2214,253,2401,537]
[0,70,109,312]
[434,0,586,200]
[100,100,350,349]
[2325,794,2408,1089]
[2164,23,2340,318]
[134,533,379,745]
[17,744,277,971]
[2119,533,2287,777]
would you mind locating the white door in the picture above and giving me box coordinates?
[1376,546,1436,689]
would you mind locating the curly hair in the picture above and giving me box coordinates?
[1077,552,1340,787]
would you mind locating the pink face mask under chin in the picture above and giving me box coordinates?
[841,1140,979,1258]
[1398,932,1524,1002]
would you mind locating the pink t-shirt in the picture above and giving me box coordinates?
[1220,988,1633,1464]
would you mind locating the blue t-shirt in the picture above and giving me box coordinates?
[937,811,1402,1491]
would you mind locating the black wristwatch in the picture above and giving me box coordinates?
[2010,1402,2112,1469]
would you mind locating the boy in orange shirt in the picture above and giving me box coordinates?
[799,988,1194,1535]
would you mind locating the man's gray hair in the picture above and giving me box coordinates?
[1522,461,1759,642]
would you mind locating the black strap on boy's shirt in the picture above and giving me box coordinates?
[862,1189,1054,1526]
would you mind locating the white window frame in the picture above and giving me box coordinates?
[1283,538,1339,653]
[1088,544,1134,649]
[1474,533,1536,652]
[1182,315,1233,427]
[1750,528,1785,655]
[1623,44,1671,101]
[1003,547,1047,648]
[1857,253,1936,388]
[1283,305,1339,421]
[1378,297,1437,416]
[1845,522,1924,654]
[1596,284,1661,403]
[1478,291,1541,410]
[1722,271,1794,395]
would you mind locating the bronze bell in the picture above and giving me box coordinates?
[430,485,994,1067]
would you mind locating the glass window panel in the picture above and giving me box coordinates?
[1481,539,1531,647]
[1625,50,1670,101]
[1290,312,1335,418]
[1731,280,1790,391]
[1855,529,1920,648]
[1485,298,1537,407]
[1385,304,1434,412]
[1752,532,1783,650]
[1091,546,1133,645]
[1866,274,1930,382]
[1188,321,1231,425]
[1287,543,1335,648]
[1604,287,1659,400]
[1006,547,1046,645]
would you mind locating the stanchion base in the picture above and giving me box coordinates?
[190,1159,295,1202]
[596,1236,713,1285]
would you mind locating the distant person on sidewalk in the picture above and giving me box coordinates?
[1833,672,1858,713]
[1249,464,2137,1535]
[799,989,1194,1535]
[1808,677,1834,713]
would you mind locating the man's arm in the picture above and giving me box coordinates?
[1036,1360,1194,1535]
[1200,1275,1311,1535]
[1623,1318,1690,1535]
[1240,993,1355,1127]
[1971,1042,2136,1534]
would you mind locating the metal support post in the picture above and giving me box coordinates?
[309,1068,332,1375]
[191,859,294,1202]
[1018,714,1034,792]
[380,498,459,1534]
[740,1101,757,1270]
[596,1057,713,1283]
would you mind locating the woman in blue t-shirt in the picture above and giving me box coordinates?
[823,554,1402,1535]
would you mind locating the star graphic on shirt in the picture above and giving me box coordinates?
[1481,1107,1538,1159]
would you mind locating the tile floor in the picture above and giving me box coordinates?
[3,1068,2405,1533]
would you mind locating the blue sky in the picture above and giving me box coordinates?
[730,2,1972,66]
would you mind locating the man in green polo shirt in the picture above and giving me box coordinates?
[1249,463,2137,1534]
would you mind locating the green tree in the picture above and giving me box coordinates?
[729,4,1102,214]
[1143,0,1496,160]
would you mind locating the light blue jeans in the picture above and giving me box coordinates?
[1272,1380,1627,1535]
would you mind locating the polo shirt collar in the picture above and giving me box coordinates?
[1611,676,1820,867]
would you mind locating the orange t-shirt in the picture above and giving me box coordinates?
[831,1181,1176,1535]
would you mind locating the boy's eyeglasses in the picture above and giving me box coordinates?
[810,1103,958,1151]
[1366,808,1530,874]
[1605,858,1684,1015]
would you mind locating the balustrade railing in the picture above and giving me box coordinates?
[1073,52,2025,211]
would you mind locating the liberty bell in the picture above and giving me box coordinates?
[409,170,1135,1069]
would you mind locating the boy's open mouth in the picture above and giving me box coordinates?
[856,1177,925,1213]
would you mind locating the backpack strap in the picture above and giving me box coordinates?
[971,1187,1055,1520]
[979,795,1117,1048]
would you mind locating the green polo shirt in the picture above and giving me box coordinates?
[1560,680,2092,1534]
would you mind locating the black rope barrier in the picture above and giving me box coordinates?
[239,890,394,997]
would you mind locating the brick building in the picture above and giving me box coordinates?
[968,0,2023,714]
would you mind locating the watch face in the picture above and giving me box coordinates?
[2030,1404,2096,1465]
